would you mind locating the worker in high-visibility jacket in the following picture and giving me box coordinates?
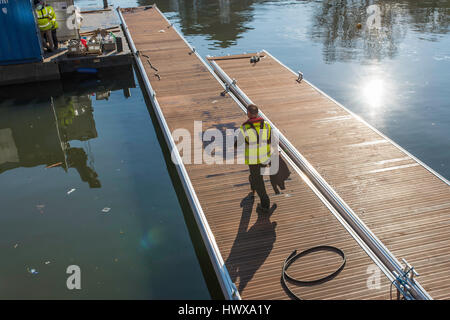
[238,104,273,213]
[34,0,56,51]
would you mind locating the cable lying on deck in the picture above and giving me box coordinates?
[282,246,346,300]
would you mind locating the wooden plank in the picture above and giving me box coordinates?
[211,52,450,299]
[121,6,392,300]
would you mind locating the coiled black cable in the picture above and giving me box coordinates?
[281,246,346,300]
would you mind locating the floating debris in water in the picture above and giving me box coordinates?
[44,261,51,265]
[13,243,18,249]
[27,268,38,275]
[36,204,45,214]
[67,188,76,195]
[101,207,111,213]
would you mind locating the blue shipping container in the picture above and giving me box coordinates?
[0,0,43,65]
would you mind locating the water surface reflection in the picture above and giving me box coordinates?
[0,95,101,188]
[141,0,449,61]
[0,68,210,299]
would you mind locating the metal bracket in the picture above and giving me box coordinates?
[230,282,239,300]
[402,258,420,281]
[392,259,420,299]
[296,71,303,83]
[220,84,230,96]
[250,55,260,64]
[220,79,236,96]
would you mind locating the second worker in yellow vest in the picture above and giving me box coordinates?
[34,0,58,51]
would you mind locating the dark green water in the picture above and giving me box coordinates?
[0,68,211,299]
[82,0,450,180]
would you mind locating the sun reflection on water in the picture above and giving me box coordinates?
[362,78,384,109]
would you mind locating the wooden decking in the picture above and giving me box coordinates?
[209,52,450,299]
[120,6,394,300]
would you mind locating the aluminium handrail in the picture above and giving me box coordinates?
[117,7,240,300]
[207,57,432,300]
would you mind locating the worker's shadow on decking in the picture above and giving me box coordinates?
[225,193,277,293]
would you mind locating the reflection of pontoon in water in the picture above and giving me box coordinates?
[0,95,101,188]
[0,64,136,188]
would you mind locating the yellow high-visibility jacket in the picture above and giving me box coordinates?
[47,6,58,29]
[240,117,271,165]
[36,6,57,31]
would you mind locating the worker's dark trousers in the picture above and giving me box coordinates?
[52,29,58,49]
[249,164,270,210]
[44,29,58,49]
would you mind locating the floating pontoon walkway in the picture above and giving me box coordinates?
[119,6,396,300]
[120,5,450,300]
[207,52,450,299]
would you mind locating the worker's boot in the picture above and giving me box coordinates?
[257,203,270,214]
[257,203,277,215]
